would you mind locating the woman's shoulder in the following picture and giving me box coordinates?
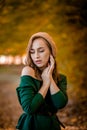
[21,66,35,77]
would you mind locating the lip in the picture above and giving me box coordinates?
[35,60,42,64]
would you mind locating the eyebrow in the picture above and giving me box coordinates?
[30,47,45,50]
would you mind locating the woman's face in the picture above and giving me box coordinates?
[30,38,50,70]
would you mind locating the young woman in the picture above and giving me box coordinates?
[16,32,68,130]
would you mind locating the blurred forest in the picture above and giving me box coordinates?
[0,0,87,130]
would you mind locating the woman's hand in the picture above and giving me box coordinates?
[49,55,55,76]
[41,65,51,86]
[39,55,55,98]
[41,55,55,86]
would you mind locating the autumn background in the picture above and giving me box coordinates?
[0,0,87,130]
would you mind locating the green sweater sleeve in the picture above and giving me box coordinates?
[16,76,44,115]
[51,74,68,109]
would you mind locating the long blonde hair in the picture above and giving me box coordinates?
[25,32,60,83]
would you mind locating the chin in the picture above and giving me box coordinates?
[35,62,48,69]
[38,64,47,70]
[35,63,43,68]
[37,65,44,68]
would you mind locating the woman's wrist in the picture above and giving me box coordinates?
[42,81,50,88]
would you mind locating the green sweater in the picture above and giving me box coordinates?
[16,74,68,130]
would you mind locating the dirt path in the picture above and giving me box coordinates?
[0,65,87,130]
[0,74,22,130]
[0,65,23,130]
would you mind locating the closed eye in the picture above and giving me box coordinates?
[30,50,35,54]
[39,50,44,52]
[30,48,45,53]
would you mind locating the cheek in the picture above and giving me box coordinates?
[42,52,50,62]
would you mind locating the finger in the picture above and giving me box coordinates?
[48,64,54,74]
[47,64,50,72]
[50,56,55,69]
[50,55,55,64]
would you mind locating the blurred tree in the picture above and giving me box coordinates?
[61,0,87,95]
[0,0,5,12]
[63,0,87,27]
[0,0,87,95]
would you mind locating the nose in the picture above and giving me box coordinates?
[35,51,39,59]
